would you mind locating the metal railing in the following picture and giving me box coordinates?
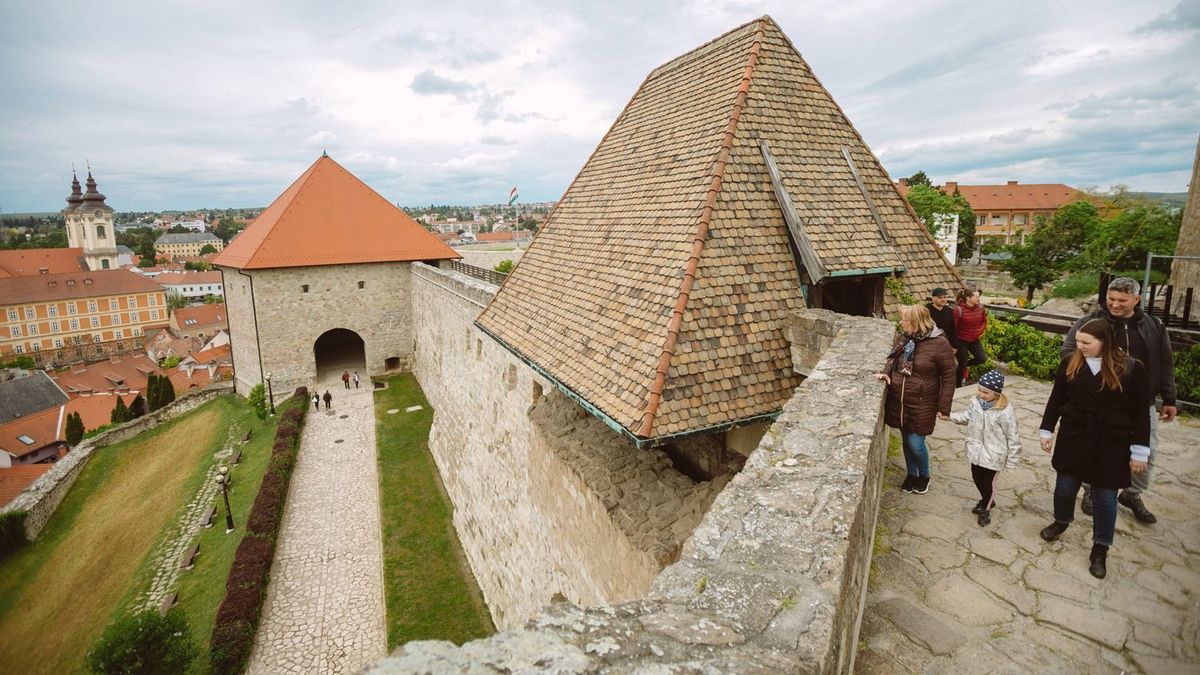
[449,260,508,286]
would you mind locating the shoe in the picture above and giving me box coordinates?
[901,475,916,492]
[1118,492,1157,524]
[912,477,930,494]
[977,509,991,526]
[1081,486,1093,516]
[1089,543,1108,579]
[971,499,987,515]
[1040,521,1069,542]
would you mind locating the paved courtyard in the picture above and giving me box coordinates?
[860,376,1200,674]
[248,379,387,674]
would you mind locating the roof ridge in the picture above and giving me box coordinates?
[636,18,767,438]
[249,158,328,267]
[647,14,770,80]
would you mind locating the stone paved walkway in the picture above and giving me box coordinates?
[860,376,1200,674]
[248,381,386,674]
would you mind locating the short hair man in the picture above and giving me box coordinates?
[926,287,957,347]
[1062,277,1177,523]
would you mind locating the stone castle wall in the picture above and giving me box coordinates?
[219,262,414,399]
[372,306,896,674]
[2,383,233,541]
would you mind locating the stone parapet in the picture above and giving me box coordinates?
[371,308,895,673]
[2,383,234,541]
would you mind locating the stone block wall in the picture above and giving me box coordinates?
[219,262,414,399]
[1,383,233,540]
[371,308,896,673]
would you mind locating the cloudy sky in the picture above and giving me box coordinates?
[1,0,1197,213]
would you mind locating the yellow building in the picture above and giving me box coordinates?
[154,232,224,259]
[0,270,168,361]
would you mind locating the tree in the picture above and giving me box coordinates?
[110,397,131,424]
[146,374,162,411]
[65,412,84,446]
[166,294,188,314]
[1074,203,1182,274]
[198,244,217,255]
[905,171,932,187]
[130,395,147,418]
[1001,216,1069,302]
[902,183,977,253]
[212,217,244,243]
[494,259,514,274]
[87,608,197,675]
[248,384,268,420]
[160,376,176,407]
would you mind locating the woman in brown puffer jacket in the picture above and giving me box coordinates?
[877,304,958,494]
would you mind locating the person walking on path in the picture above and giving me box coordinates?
[1064,277,1176,524]
[353,371,360,389]
[953,287,988,387]
[323,390,333,410]
[342,370,350,389]
[877,304,958,495]
[312,392,320,412]
[948,370,1022,526]
[1038,318,1150,579]
[926,287,957,349]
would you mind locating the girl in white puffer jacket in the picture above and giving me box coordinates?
[949,370,1022,526]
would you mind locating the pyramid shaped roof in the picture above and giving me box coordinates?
[212,155,459,270]
[476,16,957,442]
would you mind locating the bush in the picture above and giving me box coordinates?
[1175,344,1200,405]
[209,388,308,674]
[86,608,197,675]
[979,314,1063,381]
[248,384,267,420]
[494,259,514,274]
[0,511,28,559]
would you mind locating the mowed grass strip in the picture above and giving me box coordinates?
[375,374,494,647]
[0,397,230,673]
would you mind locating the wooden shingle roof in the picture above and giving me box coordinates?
[476,16,956,443]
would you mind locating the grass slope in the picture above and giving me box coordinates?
[374,374,494,648]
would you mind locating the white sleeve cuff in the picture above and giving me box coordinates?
[1039,430,1053,439]
[1130,445,1151,463]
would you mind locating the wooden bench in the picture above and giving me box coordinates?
[180,541,200,570]
[158,592,178,616]
[241,429,252,443]
[202,504,217,528]
[230,448,242,465]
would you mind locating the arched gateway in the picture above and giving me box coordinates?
[313,328,366,381]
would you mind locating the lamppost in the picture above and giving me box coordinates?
[265,372,276,416]
[216,466,234,533]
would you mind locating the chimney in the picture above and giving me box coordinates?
[1007,180,1018,186]
[898,178,908,188]
[944,181,958,193]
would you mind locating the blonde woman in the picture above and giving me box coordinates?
[877,305,958,494]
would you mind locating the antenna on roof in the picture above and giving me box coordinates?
[322,148,328,158]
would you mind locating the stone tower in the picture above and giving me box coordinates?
[62,170,119,270]
[1168,135,1200,305]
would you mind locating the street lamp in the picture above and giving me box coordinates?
[265,372,276,416]
[216,466,234,533]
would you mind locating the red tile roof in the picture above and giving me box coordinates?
[0,406,63,460]
[0,269,163,304]
[0,464,53,506]
[190,344,231,364]
[0,248,86,278]
[66,392,139,432]
[211,155,460,269]
[897,180,1086,212]
[171,303,227,329]
[50,355,162,396]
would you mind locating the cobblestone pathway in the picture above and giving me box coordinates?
[248,382,386,674]
[860,376,1200,674]
[138,426,239,613]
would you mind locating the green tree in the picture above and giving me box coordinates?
[1075,203,1182,274]
[110,397,131,424]
[198,244,217,255]
[65,412,84,446]
[159,376,176,407]
[212,217,244,243]
[130,395,147,418]
[494,259,514,274]
[146,374,162,412]
[87,608,197,675]
[166,294,188,314]
[1000,216,1069,302]
[902,183,977,252]
[248,384,268,420]
[905,171,932,187]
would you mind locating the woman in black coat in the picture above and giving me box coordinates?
[1037,318,1150,579]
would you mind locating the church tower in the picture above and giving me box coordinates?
[62,169,119,270]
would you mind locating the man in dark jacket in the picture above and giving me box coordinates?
[1063,277,1176,523]
[926,287,957,349]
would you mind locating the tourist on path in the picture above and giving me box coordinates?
[948,369,1022,526]
[1038,318,1150,579]
[312,392,320,412]
[1063,276,1176,524]
[342,370,351,389]
[353,371,360,389]
[323,390,333,410]
[953,287,988,387]
[877,304,957,495]
[926,287,957,348]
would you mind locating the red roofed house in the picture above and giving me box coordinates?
[169,303,228,340]
[212,154,460,400]
[897,179,1088,244]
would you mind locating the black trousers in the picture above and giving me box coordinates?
[957,340,986,385]
[971,464,998,508]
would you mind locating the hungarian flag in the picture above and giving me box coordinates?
[508,186,519,206]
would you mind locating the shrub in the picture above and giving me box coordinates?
[1175,344,1200,404]
[0,511,28,559]
[494,259,514,274]
[248,384,267,420]
[979,314,1063,381]
[65,412,85,446]
[86,608,197,675]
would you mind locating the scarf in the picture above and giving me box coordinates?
[979,397,995,410]
[890,328,932,376]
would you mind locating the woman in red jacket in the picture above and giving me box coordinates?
[954,288,988,387]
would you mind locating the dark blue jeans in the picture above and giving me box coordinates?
[1053,473,1117,547]
[901,432,930,478]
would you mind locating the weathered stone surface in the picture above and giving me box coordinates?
[924,575,1014,626]
[1037,594,1131,650]
[900,514,966,542]
[1025,565,1093,604]
[967,536,1019,567]
[964,561,1035,615]
[1129,652,1199,675]
[871,598,968,655]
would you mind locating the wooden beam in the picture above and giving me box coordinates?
[841,146,892,244]
[759,140,828,282]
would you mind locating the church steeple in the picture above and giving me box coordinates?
[81,170,109,208]
[65,170,83,211]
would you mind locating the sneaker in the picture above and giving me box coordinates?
[912,476,930,494]
[1039,521,1069,542]
[1118,491,1158,524]
[1081,486,1094,517]
[901,475,916,492]
[971,499,987,515]
[977,509,991,526]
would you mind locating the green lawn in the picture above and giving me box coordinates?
[374,374,494,648]
[0,394,277,674]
